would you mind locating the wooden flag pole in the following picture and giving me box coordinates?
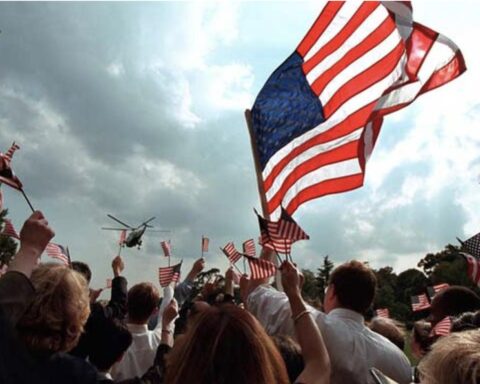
[66,246,72,268]
[245,109,270,220]
[20,189,35,213]
[245,109,283,290]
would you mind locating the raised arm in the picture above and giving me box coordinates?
[174,257,205,307]
[103,255,128,320]
[281,261,330,384]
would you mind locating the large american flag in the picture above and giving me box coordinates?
[242,239,256,257]
[45,243,70,265]
[222,241,243,264]
[458,233,480,287]
[0,142,22,190]
[160,240,171,257]
[411,293,430,312]
[1,219,19,239]
[250,1,466,218]
[158,261,182,288]
[246,255,277,280]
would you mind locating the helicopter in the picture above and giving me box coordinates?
[102,214,170,249]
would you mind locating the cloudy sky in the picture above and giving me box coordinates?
[0,1,479,291]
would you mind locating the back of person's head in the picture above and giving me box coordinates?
[89,318,132,372]
[452,310,480,333]
[71,261,92,284]
[165,304,289,384]
[17,263,90,354]
[418,329,480,384]
[328,260,376,314]
[430,286,480,325]
[411,320,433,358]
[271,335,304,383]
[127,282,160,323]
[369,317,405,351]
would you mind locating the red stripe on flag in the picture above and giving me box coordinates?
[297,1,345,57]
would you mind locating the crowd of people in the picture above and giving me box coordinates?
[1,211,480,384]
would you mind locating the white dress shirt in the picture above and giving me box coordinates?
[248,285,412,384]
[111,287,174,381]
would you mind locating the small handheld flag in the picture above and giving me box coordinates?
[1,219,19,239]
[45,243,69,265]
[245,255,276,280]
[222,242,243,264]
[161,240,171,257]
[158,261,182,288]
[242,239,256,257]
[411,294,430,312]
[458,234,480,287]
[429,317,452,337]
[202,236,209,253]
[375,308,390,318]
[427,283,450,300]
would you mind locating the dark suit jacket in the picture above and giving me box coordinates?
[71,275,128,359]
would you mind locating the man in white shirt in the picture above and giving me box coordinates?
[246,259,412,384]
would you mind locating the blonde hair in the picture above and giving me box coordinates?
[418,330,480,384]
[17,263,90,354]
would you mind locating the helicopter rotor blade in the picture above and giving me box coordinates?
[146,229,171,233]
[107,214,134,229]
[138,217,156,229]
[101,227,129,231]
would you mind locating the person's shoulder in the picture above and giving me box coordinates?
[46,352,98,384]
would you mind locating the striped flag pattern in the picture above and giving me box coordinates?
[375,308,390,318]
[1,219,19,239]
[427,283,450,300]
[0,142,22,190]
[202,236,209,253]
[45,243,69,265]
[222,242,243,264]
[411,294,430,312]
[246,255,277,280]
[458,234,480,287]
[161,240,171,257]
[250,1,466,219]
[119,230,127,246]
[430,316,452,337]
[242,239,256,257]
[158,262,182,288]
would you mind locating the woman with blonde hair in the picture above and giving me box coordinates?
[418,329,480,384]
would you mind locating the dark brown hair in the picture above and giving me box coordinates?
[127,283,160,323]
[165,304,289,384]
[329,260,376,314]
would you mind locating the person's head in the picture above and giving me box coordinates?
[452,310,480,333]
[411,320,433,358]
[89,318,132,372]
[369,317,405,351]
[271,335,304,383]
[418,329,480,384]
[324,260,376,314]
[71,261,92,284]
[429,286,480,326]
[165,304,289,384]
[17,263,90,355]
[127,282,160,324]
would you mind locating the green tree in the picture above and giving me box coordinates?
[417,244,461,276]
[0,209,17,267]
[301,268,320,302]
[316,255,334,303]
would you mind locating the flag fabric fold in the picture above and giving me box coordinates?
[119,230,127,246]
[242,239,256,258]
[458,233,480,287]
[159,261,182,288]
[245,255,277,280]
[0,142,22,190]
[427,283,450,300]
[375,308,390,318]
[222,242,243,264]
[161,240,171,257]
[429,316,452,337]
[250,1,466,218]
[45,243,69,265]
[411,293,430,312]
[202,237,209,253]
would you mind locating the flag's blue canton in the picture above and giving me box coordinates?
[251,52,325,170]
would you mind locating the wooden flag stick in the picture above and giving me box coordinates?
[20,189,35,212]
[233,261,243,275]
[66,246,72,268]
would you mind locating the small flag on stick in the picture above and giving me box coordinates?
[411,294,430,312]
[375,308,390,318]
[160,240,171,257]
[242,239,256,257]
[119,230,127,246]
[202,236,209,253]
[45,243,69,265]
[0,142,22,190]
[427,283,450,300]
[245,255,276,280]
[430,317,452,337]
[222,242,243,264]
[158,261,182,288]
